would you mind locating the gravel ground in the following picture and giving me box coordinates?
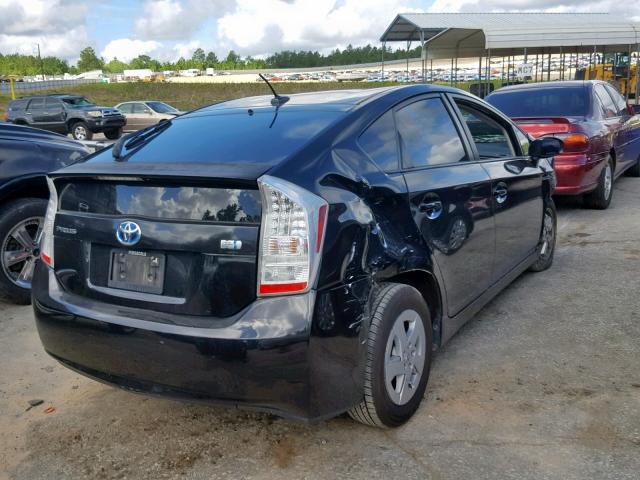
[1,178,639,480]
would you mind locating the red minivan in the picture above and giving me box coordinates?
[487,81,640,209]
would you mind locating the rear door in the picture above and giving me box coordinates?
[399,94,495,316]
[450,95,543,282]
[26,97,47,127]
[593,83,627,170]
[44,97,66,132]
[604,83,640,172]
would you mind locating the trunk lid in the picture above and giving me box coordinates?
[51,175,262,318]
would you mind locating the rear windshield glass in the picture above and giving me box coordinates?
[84,110,342,167]
[59,181,261,223]
[9,99,28,110]
[487,87,588,117]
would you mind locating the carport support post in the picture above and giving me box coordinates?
[635,44,639,102]
[523,48,528,83]
[450,57,454,86]
[625,44,632,102]
[420,31,426,82]
[485,49,491,96]
[547,52,551,81]
[406,40,411,79]
[535,54,539,82]
[381,42,385,81]
[430,59,433,83]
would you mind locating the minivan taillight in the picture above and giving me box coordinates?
[257,175,328,296]
[40,177,58,268]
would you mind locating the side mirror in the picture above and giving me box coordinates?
[529,137,563,160]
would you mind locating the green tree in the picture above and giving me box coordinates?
[77,46,104,72]
[205,51,218,67]
[104,57,128,74]
[225,50,240,65]
[191,48,206,69]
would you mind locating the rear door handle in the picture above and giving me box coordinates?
[419,200,443,219]
[493,186,508,204]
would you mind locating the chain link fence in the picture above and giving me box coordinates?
[0,78,101,95]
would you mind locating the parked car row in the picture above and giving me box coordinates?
[3,94,183,140]
[1,80,639,430]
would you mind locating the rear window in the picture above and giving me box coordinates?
[85,110,343,168]
[487,87,588,117]
[59,181,262,223]
[9,99,28,111]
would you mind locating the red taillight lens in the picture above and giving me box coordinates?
[257,176,328,296]
[544,133,589,153]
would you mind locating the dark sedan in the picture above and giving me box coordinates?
[0,124,89,303]
[33,85,560,427]
[487,81,640,209]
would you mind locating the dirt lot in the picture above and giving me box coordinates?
[1,179,639,480]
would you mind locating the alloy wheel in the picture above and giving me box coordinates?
[604,163,613,200]
[74,125,87,140]
[384,309,426,406]
[1,216,43,289]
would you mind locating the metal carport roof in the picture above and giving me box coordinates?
[381,13,640,58]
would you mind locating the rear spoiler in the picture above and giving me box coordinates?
[512,117,574,124]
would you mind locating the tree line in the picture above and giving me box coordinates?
[0,44,423,76]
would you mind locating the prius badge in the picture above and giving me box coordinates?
[116,221,142,246]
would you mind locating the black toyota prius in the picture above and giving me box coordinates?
[32,85,561,427]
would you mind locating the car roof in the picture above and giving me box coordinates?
[490,81,599,94]
[192,84,467,114]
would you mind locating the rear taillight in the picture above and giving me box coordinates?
[543,133,589,153]
[40,177,58,268]
[257,175,328,296]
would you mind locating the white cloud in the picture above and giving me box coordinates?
[0,0,92,59]
[135,0,235,40]
[101,39,162,62]
[173,40,202,59]
[215,0,419,56]
[428,0,640,20]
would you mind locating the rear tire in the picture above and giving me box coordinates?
[70,121,93,141]
[348,283,432,428]
[584,156,614,209]
[104,127,122,140]
[529,200,556,272]
[0,198,47,304]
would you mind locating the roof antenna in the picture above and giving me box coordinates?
[259,74,290,107]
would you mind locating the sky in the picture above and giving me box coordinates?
[1,0,639,64]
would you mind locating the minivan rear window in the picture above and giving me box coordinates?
[59,181,262,223]
[487,87,588,117]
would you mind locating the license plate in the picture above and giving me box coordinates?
[108,249,165,295]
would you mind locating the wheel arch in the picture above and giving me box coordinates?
[0,175,49,205]
[384,269,444,347]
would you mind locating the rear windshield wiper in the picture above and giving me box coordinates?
[112,119,172,160]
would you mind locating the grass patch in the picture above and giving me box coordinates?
[0,80,503,118]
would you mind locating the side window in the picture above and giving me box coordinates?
[118,103,133,114]
[594,84,617,118]
[359,110,399,171]
[45,98,61,109]
[395,97,467,168]
[456,103,516,159]
[604,84,628,116]
[28,98,45,110]
[9,99,28,111]
[133,103,150,114]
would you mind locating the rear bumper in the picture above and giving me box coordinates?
[32,263,365,421]
[553,153,604,195]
